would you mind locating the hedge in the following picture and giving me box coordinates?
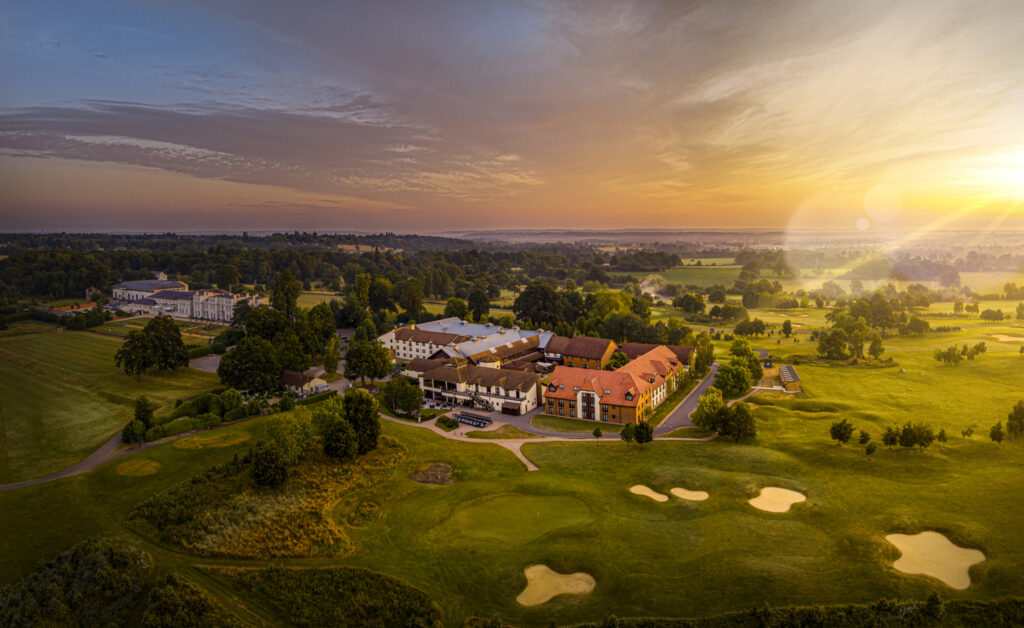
[296,390,338,406]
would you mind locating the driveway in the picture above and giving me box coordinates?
[653,362,719,435]
[189,354,221,373]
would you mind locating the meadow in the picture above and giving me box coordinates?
[0,322,219,482]
[1,322,1023,625]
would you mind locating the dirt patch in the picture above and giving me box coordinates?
[886,531,985,589]
[174,431,251,449]
[629,484,668,502]
[670,487,709,501]
[990,334,1024,342]
[116,459,161,477]
[410,462,454,485]
[516,564,595,606]
[748,487,806,513]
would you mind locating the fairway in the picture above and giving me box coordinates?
[0,323,219,482]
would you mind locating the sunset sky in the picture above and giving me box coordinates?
[1,0,1023,232]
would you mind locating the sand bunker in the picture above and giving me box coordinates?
[516,564,595,606]
[886,531,985,589]
[116,459,160,476]
[990,335,1024,343]
[173,431,251,449]
[629,485,668,502]
[670,487,709,501]
[748,487,806,512]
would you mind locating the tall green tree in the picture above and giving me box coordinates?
[443,298,468,319]
[620,422,636,447]
[344,388,381,454]
[379,377,424,416]
[250,441,289,488]
[781,320,792,337]
[990,421,1005,446]
[323,337,340,375]
[272,269,301,321]
[713,362,751,398]
[115,329,156,380]
[1007,401,1024,441]
[467,286,490,321]
[133,395,158,428]
[217,336,281,393]
[634,420,654,447]
[592,426,602,447]
[345,340,392,385]
[723,403,757,442]
[691,387,725,430]
[830,418,855,445]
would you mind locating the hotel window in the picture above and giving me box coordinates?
[570,410,575,417]
[602,413,608,421]
[567,361,574,367]
[558,400,564,407]
[559,409,564,416]
[602,404,608,411]
[569,401,575,408]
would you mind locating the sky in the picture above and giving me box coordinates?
[1,0,1023,233]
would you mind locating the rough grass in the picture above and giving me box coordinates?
[130,435,406,559]
[208,566,442,628]
[173,431,251,450]
[0,326,218,482]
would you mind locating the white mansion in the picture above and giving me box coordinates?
[113,279,266,323]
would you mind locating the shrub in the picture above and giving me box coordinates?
[188,345,214,359]
[250,441,289,488]
[194,412,221,429]
[296,390,337,406]
[0,538,152,627]
[139,575,238,628]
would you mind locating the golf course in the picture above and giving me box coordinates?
[1,314,1023,625]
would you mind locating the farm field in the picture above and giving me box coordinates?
[297,290,341,308]
[96,317,226,346]
[0,322,219,482]
[1,323,1023,625]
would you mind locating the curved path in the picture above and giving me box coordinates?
[380,414,718,472]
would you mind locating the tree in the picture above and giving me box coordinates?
[345,340,392,385]
[134,395,158,428]
[734,318,766,337]
[322,415,358,460]
[217,336,281,393]
[937,429,947,443]
[867,334,884,359]
[713,362,751,398]
[866,442,877,457]
[592,426,602,447]
[830,418,855,445]
[781,320,792,338]
[266,413,315,465]
[115,329,156,380]
[273,328,308,372]
[1007,401,1024,441]
[961,427,974,440]
[323,337,340,375]
[990,421,1005,446]
[513,281,563,328]
[692,387,726,430]
[882,426,900,448]
[344,388,381,454]
[817,329,848,360]
[620,422,636,447]
[606,351,629,370]
[468,286,490,321]
[934,345,963,366]
[272,269,301,321]
[379,377,424,416]
[396,278,424,316]
[634,420,653,447]
[858,429,871,445]
[143,316,188,370]
[723,403,756,442]
[673,293,705,314]
[122,420,146,444]
[443,297,468,319]
[250,441,289,488]
[953,300,964,315]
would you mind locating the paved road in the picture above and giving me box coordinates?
[653,363,719,435]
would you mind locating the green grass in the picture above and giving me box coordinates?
[532,414,624,433]
[465,425,538,439]
[297,291,341,309]
[0,325,219,482]
[2,324,1024,626]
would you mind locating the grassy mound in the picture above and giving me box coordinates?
[129,437,406,559]
[210,566,442,628]
[173,431,251,449]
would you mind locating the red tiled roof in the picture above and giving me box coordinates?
[543,335,571,354]
[562,336,616,360]
[619,342,693,365]
[546,367,644,407]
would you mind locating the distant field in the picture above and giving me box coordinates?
[298,291,341,309]
[0,322,219,482]
[96,317,222,345]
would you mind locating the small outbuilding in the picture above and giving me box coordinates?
[279,370,328,396]
[779,365,801,392]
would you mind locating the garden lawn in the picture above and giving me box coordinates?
[0,325,218,482]
[532,414,624,433]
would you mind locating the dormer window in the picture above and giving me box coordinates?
[548,384,556,393]
[573,386,580,391]
[625,393,633,401]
